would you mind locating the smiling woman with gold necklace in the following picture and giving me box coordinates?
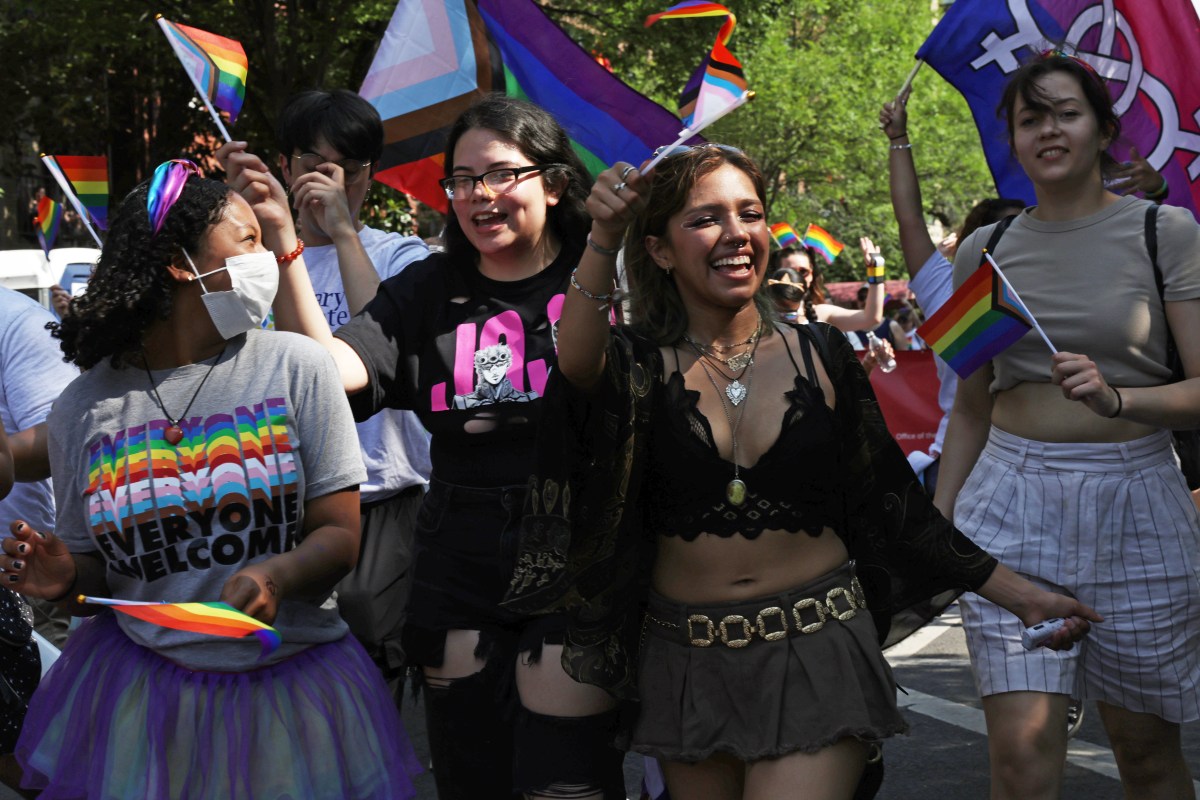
[505,144,1100,800]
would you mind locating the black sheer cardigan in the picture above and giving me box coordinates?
[502,321,997,701]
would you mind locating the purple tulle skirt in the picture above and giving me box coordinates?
[16,612,421,799]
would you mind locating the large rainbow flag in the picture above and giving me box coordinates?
[51,155,108,230]
[360,0,686,213]
[34,196,62,256]
[769,222,800,249]
[646,2,747,130]
[81,596,282,656]
[917,256,1035,379]
[158,18,248,123]
[803,223,844,264]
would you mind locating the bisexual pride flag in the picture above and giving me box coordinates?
[916,0,1200,219]
[917,255,1035,379]
[34,196,62,256]
[361,0,685,213]
[803,223,844,264]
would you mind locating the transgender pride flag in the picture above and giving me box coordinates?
[917,0,1200,220]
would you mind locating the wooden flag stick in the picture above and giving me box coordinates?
[898,60,923,99]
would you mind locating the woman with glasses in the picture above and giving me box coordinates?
[504,143,1099,799]
[227,94,626,799]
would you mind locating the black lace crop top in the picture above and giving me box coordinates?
[644,331,844,540]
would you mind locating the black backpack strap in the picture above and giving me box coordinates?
[1146,203,1163,299]
[982,213,1017,256]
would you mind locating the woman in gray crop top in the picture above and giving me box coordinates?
[935,52,1200,800]
[509,143,1100,799]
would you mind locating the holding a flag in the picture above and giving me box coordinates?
[934,51,1200,799]
[156,16,249,142]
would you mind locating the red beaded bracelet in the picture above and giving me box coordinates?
[277,239,305,265]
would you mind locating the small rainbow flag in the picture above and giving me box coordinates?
[646,2,747,130]
[917,256,1034,379]
[158,18,248,123]
[34,196,62,256]
[80,596,282,656]
[52,155,108,230]
[803,223,844,264]
[769,222,800,249]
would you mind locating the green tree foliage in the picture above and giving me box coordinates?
[548,0,996,283]
[2,0,999,268]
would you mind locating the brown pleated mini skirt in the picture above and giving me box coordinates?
[632,561,909,763]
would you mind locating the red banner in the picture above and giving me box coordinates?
[862,350,943,456]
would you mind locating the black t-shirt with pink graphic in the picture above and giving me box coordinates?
[335,242,579,487]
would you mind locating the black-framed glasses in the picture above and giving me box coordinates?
[290,153,372,184]
[439,164,564,201]
[652,143,745,160]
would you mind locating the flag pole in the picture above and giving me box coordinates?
[77,596,164,607]
[40,155,103,248]
[897,59,923,99]
[639,90,755,176]
[155,15,233,143]
[984,250,1057,354]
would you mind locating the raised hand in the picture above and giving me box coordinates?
[1107,146,1166,197]
[879,87,911,141]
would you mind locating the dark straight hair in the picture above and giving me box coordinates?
[275,89,385,164]
[441,94,591,261]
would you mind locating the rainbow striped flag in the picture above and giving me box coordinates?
[646,2,746,130]
[917,257,1034,379]
[34,196,62,255]
[803,224,844,264]
[769,222,800,249]
[51,155,108,230]
[361,0,685,214]
[81,596,282,656]
[158,18,248,123]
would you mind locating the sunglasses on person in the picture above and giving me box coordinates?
[290,153,372,185]
[439,164,565,201]
[652,143,745,160]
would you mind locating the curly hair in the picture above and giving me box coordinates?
[623,145,773,346]
[51,175,231,370]
[441,95,591,262]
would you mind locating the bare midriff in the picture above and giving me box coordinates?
[652,527,849,604]
[992,381,1157,443]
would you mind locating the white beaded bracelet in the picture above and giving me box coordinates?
[889,143,913,151]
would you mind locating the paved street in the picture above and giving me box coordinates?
[2,605,1195,798]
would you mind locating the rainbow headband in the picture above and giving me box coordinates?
[147,159,201,235]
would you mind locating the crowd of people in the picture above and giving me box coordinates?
[0,47,1195,800]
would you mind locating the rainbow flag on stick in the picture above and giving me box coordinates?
[34,196,62,256]
[156,16,249,142]
[640,1,752,176]
[917,251,1051,379]
[52,155,108,230]
[40,154,103,248]
[802,224,844,264]
[769,222,800,249]
[80,595,282,657]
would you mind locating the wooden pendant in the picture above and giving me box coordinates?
[164,425,184,446]
[726,478,747,507]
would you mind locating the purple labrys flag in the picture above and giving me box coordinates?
[916,0,1200,220]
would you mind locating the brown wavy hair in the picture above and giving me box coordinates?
[624,146,773,345]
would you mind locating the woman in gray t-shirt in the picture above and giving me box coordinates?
[0,165,420,799]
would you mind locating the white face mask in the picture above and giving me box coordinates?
[183,250,279,339]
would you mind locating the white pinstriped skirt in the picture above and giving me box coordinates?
[954,426,1200,723]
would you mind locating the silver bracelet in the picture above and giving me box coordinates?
[570,266,617,303]
[586,234,621,257]
[889,143,913,151]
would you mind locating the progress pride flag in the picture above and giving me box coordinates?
[918,0,1200,220]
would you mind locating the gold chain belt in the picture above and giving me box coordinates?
[645,577,867,649]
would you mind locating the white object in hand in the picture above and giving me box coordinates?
[1021,617,1067,650]
[865,331,897,373]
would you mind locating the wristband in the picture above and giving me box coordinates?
[889,143,913,151]
[276,239,305,265]
[1144,178,1169,200]
[570,266,617,303]
[866,254,886,284]
[1106,388,1123,419]
[586,234,621,257]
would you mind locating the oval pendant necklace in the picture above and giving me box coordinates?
[691,354,755,507]
[141,347,227,446]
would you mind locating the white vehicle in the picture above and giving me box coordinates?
[0,247,100,311]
